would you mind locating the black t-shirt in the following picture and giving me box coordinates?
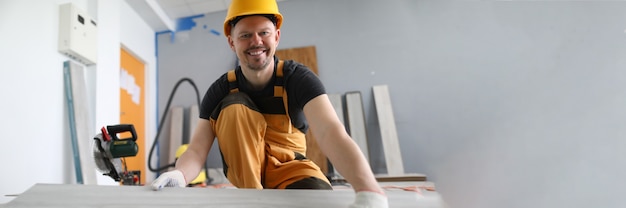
[199,58,326,133]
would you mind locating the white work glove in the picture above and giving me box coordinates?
[151,170,187,191]
[349,191,389,208]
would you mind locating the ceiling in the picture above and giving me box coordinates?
[126,0,287,32]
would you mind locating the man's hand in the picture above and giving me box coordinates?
[349,191,389,208]
[150,170,187,191]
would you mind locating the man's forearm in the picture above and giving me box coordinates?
[175,149,206,184]
[318,126,382,193]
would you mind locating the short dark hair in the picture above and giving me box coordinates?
[229,14,278,29]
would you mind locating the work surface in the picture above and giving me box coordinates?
[1,183,446,208]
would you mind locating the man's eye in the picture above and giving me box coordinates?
[260,31,269,36]
[240,34,251,38]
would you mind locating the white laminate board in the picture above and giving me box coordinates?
[1,183,442,208]
[63,61,97,185]
[372,85,405,176]
[344,91,370,161]
[188,104,199,139]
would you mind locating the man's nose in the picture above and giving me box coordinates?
[251,33,263,44]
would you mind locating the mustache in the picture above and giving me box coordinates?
[246,46,268,52]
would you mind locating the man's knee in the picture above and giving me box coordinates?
[211,92,259,119]
[285,177,332,190]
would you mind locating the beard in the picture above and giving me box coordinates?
[246,55,272,71]
[242,46,273,71]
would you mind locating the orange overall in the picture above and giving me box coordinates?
[209,61,331,189]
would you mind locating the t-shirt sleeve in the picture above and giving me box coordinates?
[285,61,326,110]
[199,73,229,120]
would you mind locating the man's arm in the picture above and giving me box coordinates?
[303,94,383,194]
[175,118,216,183]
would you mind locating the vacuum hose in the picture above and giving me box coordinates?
[147,78,209,182]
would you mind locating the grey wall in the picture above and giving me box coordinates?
[157,1,626,208]
[156,11,233,169]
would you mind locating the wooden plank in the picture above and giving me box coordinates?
[167,106,184,169]
[344,91,370,161]
[304,129,327,174]
[63,60,97,185]
[2,183,444,208]
[372,85,404,176]
[275,46,318,74]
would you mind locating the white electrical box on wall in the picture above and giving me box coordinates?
[58,3,97,65]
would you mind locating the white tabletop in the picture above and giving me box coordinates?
[1,183,446,208]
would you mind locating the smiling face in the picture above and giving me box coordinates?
[228,15,281,72]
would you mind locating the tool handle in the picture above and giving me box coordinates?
[106,124,138,141]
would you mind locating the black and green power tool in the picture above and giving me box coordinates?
[93,124,140,185]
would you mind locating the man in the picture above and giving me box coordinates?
[151,0,387,207]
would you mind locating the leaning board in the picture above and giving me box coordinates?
[188,104,199,142]
[328,94,345,126]
[0,183,446,208]
[372,85,405,176]
[344,91,370,161]
[63,61,97,185]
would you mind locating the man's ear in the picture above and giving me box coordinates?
[228,36,235,51]
[275,29,280,46]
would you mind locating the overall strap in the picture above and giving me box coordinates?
[274,60,285,97]
[226,60,285,99]
[275,61,291,133]
[227,70,238,93]
[226,60,294,134]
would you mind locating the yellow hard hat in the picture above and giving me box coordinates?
[223,0,283,37]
